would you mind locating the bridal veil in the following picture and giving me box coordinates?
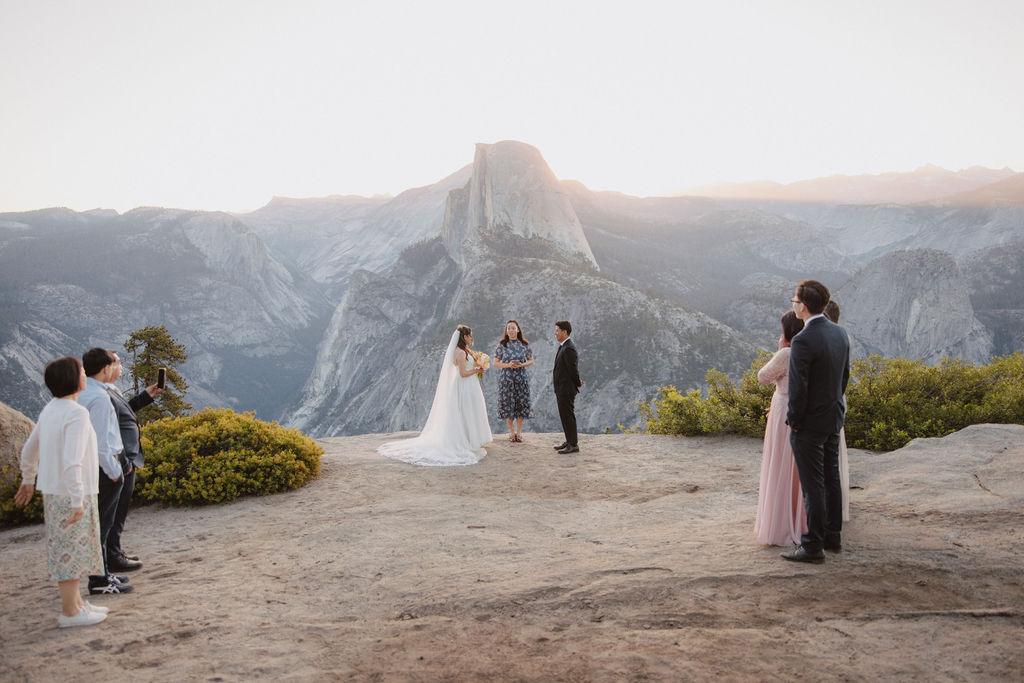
[377,330,490,466]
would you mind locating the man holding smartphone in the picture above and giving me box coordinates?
[104,353,161,572]
[81,348,131,595]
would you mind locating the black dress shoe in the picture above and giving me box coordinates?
[781,546,825,564]
[557,445,580,454]
[553,442,568,450]
[109,554,142,571]
[121,552,140,562]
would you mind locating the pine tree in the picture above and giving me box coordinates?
[123,325,193,424]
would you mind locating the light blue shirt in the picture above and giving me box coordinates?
[79,377,123,480]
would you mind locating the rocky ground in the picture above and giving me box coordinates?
[1,425,1022,681]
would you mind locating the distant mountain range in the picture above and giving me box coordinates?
[2,144,1022,434]
[681,164,1020,204]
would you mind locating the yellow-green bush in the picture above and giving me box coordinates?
[0,475,44,527]
[135,408,322,506]
[638,352,773,438]
[844,353,1024,450]
[703,351,775,437]
[639,351,1024,451]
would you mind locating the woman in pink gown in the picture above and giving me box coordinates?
[754,311,808,546]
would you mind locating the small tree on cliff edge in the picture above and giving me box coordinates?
[123,325,193,425]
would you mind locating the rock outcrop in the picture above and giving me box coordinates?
[442,142,598,269]
[0,401,33,489]
[960,241,1024,355]
[837,249,993,363]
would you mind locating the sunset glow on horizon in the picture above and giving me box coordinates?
[1,0,1022,213]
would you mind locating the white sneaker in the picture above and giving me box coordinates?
[58,606,107,628]
[84,601,109,614]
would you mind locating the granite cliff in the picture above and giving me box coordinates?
[0,209,328,416]
[287,142,753,435]
[836,249,993,363]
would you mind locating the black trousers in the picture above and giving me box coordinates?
[789,428,843,552]
[556,392,578,447]
[90,471,123,583]
[108,462,136,558]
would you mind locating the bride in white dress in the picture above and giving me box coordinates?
[378,325,493,466]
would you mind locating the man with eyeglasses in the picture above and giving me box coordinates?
[782,280,850,564]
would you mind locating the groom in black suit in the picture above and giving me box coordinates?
[552,320,583,454]
[783,280,850,563]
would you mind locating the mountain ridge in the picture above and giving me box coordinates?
[1,141,1021,432]
[680,165,1018,204]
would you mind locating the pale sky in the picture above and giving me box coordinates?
[1,0,1022,213]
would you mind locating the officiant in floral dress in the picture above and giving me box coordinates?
[494,320,534,442]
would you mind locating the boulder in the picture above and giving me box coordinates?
[0,401,34,488]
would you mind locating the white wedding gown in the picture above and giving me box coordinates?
[378,331,493,466]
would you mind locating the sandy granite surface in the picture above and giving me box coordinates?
[1,426,1022,681]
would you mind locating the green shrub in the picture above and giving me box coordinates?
[639,351,1024,451]
[0,476,44,527]
[638,386,721,435]
[705,350,775,437]
[978,352,1024,423]
[135,408,322,506]
[638,351,773,437]
[845,352,1024,450]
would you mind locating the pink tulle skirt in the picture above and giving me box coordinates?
[754,390,807,546]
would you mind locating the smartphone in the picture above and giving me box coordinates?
[157,367,166,389]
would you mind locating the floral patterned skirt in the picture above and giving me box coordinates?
[497,368,533,419]
[43,494,104,581]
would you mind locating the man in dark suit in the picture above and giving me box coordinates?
[552,320,583,454]
[105,351,160,572]
[783,280,850,564]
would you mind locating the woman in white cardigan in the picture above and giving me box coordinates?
[14,356,108,628]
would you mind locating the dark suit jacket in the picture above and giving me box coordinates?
[107,387,155,468]
[787,316,850,434]
[553,338,582,396]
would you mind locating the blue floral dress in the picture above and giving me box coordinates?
[495,340,534,419]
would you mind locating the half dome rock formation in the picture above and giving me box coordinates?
[837,249,993,364]
[285,141,755,436]
[442,141,598,269]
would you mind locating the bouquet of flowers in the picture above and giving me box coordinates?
[471,351,490,379]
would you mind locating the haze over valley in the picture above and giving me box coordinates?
[2,142,1022,435]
